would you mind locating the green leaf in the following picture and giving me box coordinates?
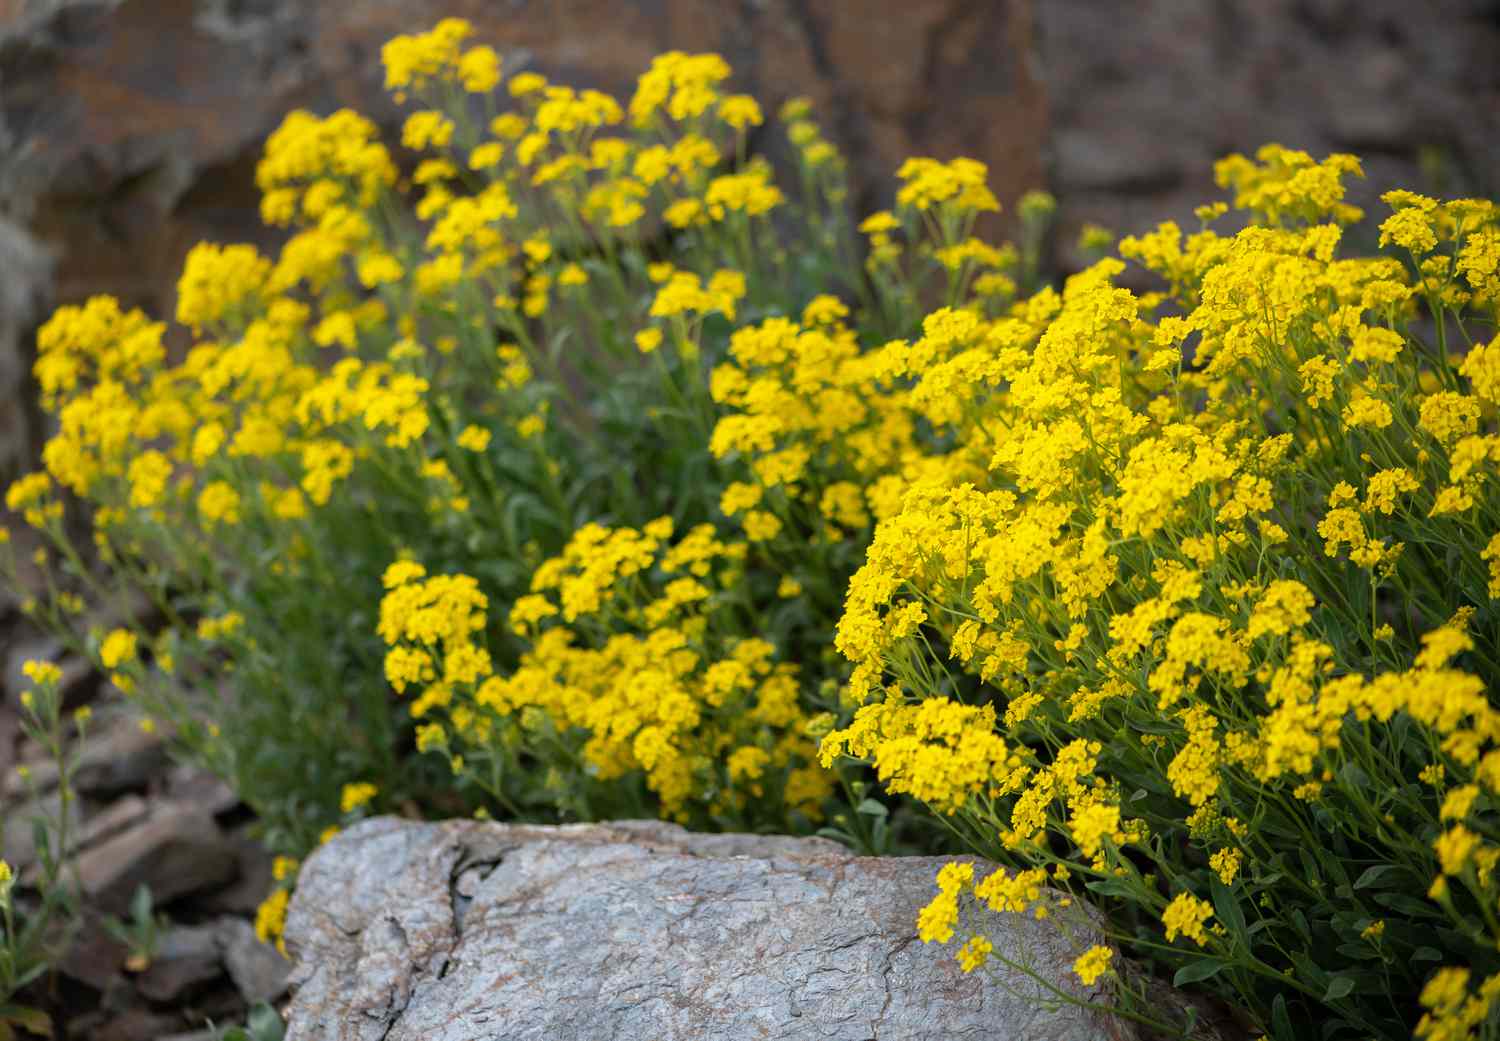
[246,1002,286,1041]
[1289,950,1328,990]
[1083,876,1136,900]
[1353,864,1401,890]
[855,798,888,818]
[1335,942,1383,961]
[1298,847,1323,886]
[130,883,153,925]
[1271,993,1294,1041]
[1323,975,1355,1001]
[13,962,48,989]
[1210,878,1246,949]
[1338,763,1370,790]
[1290,908,1313,943]
[4,1006,51,1038]
[1373,891,1433,916]
[1172,958,1229,986]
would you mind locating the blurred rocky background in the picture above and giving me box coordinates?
[2,0,1499,482]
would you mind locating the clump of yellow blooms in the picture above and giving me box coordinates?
[3,18,1499,1039]
[381,518,830,824]
[813,144,1500,1040]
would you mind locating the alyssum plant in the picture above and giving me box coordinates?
[4,17,1499,1041]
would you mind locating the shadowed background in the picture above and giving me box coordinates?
[2,0,1498,482]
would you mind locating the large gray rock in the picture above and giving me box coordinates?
[284,817,1133,1041]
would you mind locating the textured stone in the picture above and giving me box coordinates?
[73,793,150,851]
[3,707,165,799]
[73,801,237,912]
[284,817,1132,1041]
[217,915,290,1004]
[56,908,129,990]
[162,762,240,817]
[200,824,276,914]
[0,216,50,484]
[1038,0,1500,260]
[136,924,223,1003]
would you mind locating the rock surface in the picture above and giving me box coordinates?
[1037,0,1500,261]
[73,800,237,912]
[284,817,1131,1041]
[0,216,49,485]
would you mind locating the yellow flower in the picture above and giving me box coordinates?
[1161,892,1213,945]
[956,934,993,973]
[254,888,290,950]
[717,94,762,130]
[468,142,505,170]
[457,45,501,93]
[508,72,547,97]
[741,510,782,542]
[1072,945,1113,985]
[1434,825,1479,875]
[197,481,242,526]
[402,110,455,151]
[100,628,138,670]
[801,295,849,326]
[1247,580,1315,639]
[456,425,491,452]
[22,660,63,687]
[1069,801,1122,858]
[1209,847,1242,885]
[340,781,379,814]
[917,888,960,944]
[127,451,173,509]
[719,482,762,516]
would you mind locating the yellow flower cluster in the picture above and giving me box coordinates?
[381,18,496,98]
[809,144,1500,1035]
[381,517,830,824]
